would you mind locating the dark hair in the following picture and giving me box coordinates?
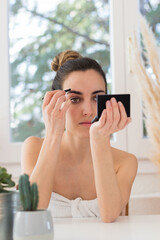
[51,50,107,93]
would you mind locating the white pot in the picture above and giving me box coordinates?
[13,210,53,240]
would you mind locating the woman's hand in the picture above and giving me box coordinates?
[90,97,132,141]
[42,90,71,137]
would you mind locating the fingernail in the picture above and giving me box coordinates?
[111,97,116,102]
[107,100,111,106]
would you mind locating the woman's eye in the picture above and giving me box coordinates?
[70,97,81,103]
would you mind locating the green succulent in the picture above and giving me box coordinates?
[19,174,39,211]
[0,166,15,193]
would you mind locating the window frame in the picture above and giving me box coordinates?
[0,0,21,164]
[0,0,152,164]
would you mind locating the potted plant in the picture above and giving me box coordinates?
[13,174,53,240]
[0,166,21,240]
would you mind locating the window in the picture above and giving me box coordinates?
[140,0,160,44]
[140,0,160,137]
[9,0,111,142]
[127,0,160,158]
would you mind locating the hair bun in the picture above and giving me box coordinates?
[51,50,82,72]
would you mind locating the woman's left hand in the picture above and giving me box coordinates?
[90,97,132,140]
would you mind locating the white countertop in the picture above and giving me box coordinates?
[53,215,160,240]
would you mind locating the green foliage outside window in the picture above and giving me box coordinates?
[9,0,110,142]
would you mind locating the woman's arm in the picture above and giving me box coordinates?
[90,97,137,222]
[90,137,137,223]
[21,90,71,209]
[21,135,62,209]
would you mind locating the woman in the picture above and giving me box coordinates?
[21,50,137,222]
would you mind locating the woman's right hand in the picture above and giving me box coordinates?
[42,90,71,137]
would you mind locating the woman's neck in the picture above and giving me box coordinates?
[61,131,91,162]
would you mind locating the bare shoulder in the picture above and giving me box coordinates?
[21,136,44,175]
[111,147,138,175]
[23,136,43,149]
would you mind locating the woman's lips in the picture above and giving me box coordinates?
[79,122,92,127]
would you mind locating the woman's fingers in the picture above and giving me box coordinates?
[91,97,131,138]
[117,101,128,129]
[42,90,71,118]
[44,91,66,113]
[100,98,130,132]
[98,109,107,128]
[42,90,59,109]
[97,100,113,130]
[105,100,113,128]
[109,98,120,129]
[61,98,71,114]
[54,95,67,113]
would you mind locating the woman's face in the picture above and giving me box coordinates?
[63,69,106,138]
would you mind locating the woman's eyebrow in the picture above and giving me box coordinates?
[67,90,105,95]
[92,90,105,95]
[67,90,82,95]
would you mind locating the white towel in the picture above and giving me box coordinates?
[48,192,100,218]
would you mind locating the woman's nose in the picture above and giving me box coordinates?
[82,101,94,116]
